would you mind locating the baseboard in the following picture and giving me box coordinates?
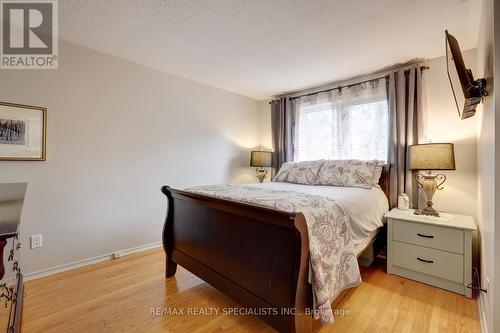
[24,241,162,281]
[478,292,488,333]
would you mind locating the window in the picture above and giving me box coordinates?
[293,78,388,162]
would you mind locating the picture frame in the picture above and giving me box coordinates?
[0,102,47,161]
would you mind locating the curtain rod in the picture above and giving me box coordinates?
[269,65,430,104]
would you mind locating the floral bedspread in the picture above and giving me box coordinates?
[185,184,361,324]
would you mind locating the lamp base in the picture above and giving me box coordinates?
[415,172,447,218]
[256,168,268,183]
[414,207,440,217]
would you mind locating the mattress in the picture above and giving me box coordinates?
[354,229,379,256]
[247,182,389,253]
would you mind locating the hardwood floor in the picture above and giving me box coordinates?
[23,248,479,333]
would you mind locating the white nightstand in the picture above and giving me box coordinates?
[385,208,476,298]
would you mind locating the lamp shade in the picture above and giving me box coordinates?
[250,151,272,168]
[408,143,456,170]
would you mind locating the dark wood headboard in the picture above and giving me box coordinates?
[378,164,391,203]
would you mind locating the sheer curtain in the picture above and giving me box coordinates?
[293,78,388,162]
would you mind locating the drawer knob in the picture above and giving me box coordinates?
[417,257,434,264]
[417,233,434,239]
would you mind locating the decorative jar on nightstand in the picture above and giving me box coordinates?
[385,208,476,298]
[397,193,410,210]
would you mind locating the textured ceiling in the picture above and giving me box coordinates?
[60,0,482,100]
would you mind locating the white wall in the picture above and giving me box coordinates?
[424,49,478,219]
[259,100,272,151]
[256,100,273,182]
[0,41,262,275]
[495,0,500,328]
[475,0,496,331]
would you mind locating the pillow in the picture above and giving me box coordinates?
[286,160,325,185]
[273,162,293,182]
[317,159,379,189]
[371,161,385,186]
[272,160,325,185]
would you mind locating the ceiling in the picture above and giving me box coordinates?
[60,0,482,100]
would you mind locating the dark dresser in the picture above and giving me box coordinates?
[0,183,27,333]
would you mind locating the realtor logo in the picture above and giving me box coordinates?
[1,0,58,69]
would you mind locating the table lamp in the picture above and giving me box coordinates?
[250,151,272,183]
[408,143,456,217]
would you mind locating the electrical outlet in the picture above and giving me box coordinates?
[30,235,42,249]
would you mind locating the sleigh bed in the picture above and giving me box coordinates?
[161,164,390,333]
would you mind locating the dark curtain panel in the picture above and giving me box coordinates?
[387,65,426,208]
[270,97,294,173]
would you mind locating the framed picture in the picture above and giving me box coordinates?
[0,102,47,161]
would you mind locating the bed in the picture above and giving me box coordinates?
[161,164,390,333]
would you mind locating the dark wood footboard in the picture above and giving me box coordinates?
[161,186,313,333]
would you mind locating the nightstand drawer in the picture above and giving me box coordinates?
[393,219,464,254]
[392,241,463,283]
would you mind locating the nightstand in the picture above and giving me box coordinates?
[386,208,476,298]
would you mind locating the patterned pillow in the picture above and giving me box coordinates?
[317,159,379,189]
[273,162,293,182]
[371,161,385,186]
[272,160,325,185]
[276,160,325,185]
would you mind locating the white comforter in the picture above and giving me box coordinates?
[247,182,389,250]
